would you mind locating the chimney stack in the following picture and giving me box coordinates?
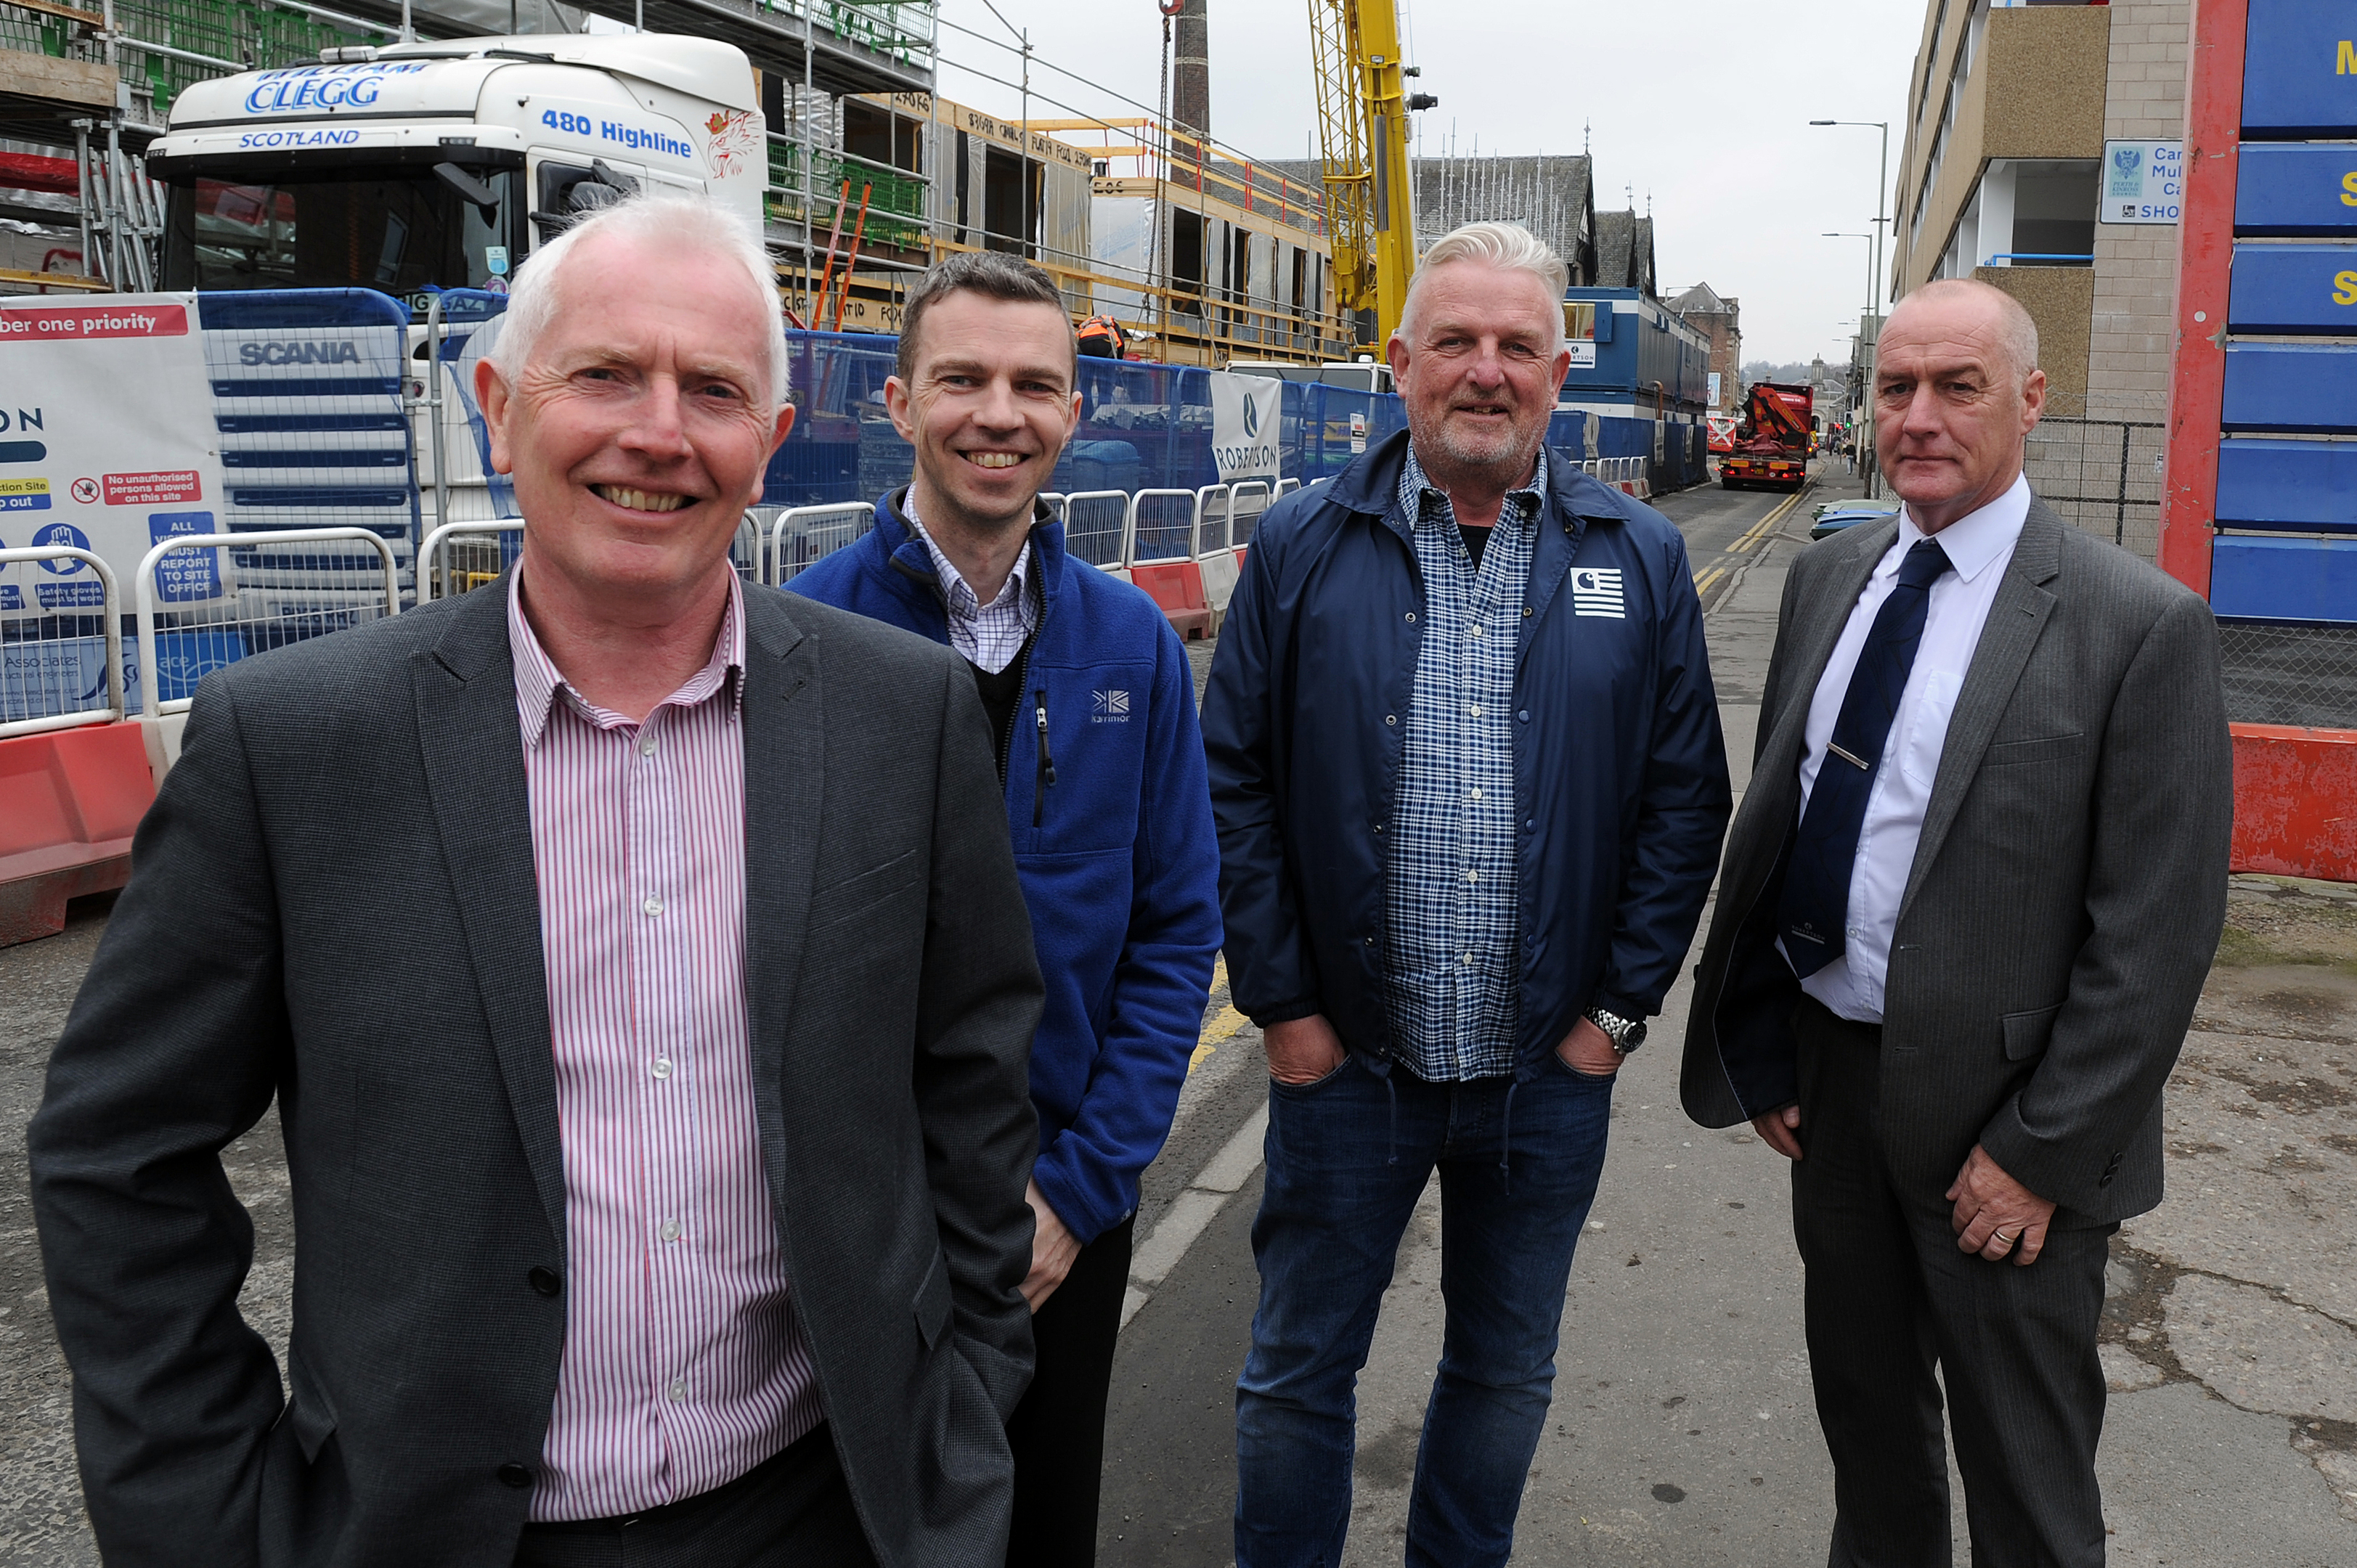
[1173,0,1210,143]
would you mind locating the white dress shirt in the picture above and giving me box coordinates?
[904,492,1037,674]
[1791,473,2031,1023]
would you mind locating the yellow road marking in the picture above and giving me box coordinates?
[1693,565,1726,596]
[1191,955,1245,1074]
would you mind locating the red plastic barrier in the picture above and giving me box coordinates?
[1131,561,1213,641]
[0,724,155,946]
[2229,724,2357,885]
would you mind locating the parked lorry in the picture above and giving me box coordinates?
[1718,380,1812,491]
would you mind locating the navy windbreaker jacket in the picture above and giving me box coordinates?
[1200,430,1732,1071]
[789,493,1222,1244]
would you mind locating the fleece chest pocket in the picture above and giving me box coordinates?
[1024,669,1149,852]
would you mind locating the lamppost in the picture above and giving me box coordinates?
[1827,232,1875,486]
[1813,120,1891,497]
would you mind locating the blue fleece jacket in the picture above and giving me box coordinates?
[789,491,1223,1244]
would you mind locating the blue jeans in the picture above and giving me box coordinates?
[1233,1050,1615,1568]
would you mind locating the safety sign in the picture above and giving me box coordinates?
[0,292,227,618]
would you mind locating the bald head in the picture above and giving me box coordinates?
[1890,278,2040,389]
[1873,278,2048,533]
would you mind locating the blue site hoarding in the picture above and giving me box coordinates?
[2213,0,2357,621]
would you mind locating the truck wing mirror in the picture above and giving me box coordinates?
[433,161,500,221]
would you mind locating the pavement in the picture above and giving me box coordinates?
[3,463,2353,1565]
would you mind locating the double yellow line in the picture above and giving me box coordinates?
[1693,484,1813,597]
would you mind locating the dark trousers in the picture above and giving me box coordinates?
[1006,1212,1136,1567]
[1791,999,2116,1568]
[512,1423,876,1568]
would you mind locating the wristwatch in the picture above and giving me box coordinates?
[1584,1005,1648,1055]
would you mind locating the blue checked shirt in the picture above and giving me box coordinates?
[1381,444,1548,1082]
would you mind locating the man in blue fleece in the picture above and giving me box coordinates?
[789,250,1221,1567]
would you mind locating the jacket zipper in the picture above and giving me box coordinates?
[1033,687,1056,828]
[993,639,1032,788]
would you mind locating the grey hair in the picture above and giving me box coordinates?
[1397,221,1571,348]
[491,190,790,407]
[1900,277,2041,385]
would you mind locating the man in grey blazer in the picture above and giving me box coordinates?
[30,192,1042,1568]
[1682,278,2232,1567]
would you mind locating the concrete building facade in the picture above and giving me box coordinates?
[1669,282,1742,412]
[1892,0,2189,560]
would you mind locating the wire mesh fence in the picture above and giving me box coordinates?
[134,529,397,716]
[1128,491,1199,565]
[764,502,874,586]
[0,547,124,736]
[2218,621,2357,730]
[418,520,524,603]
[1229,480,1272,550]
[1061,491,1131,571]
[1194,485,1232,558]
[2023,408,2167,563]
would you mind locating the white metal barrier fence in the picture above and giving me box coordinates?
[1229,480,1273,550]
[767,504,876,586]
[134,529,400,719]
[1582,457,1647,486]
[1062,491,1134,571]
[1128,490,1202,565]
[0,547,125,740]
[418,519,527,603]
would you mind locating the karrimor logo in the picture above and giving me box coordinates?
[1091,689,1130,722]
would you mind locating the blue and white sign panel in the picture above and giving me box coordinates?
[2241,0,2357,140]
[2102,140,2183,224]
[2218,0,2357,623]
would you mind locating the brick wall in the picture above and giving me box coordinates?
[2087,0,2191,562]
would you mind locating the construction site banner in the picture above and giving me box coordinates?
[0,294,227,618]
[1209,372,1283,484]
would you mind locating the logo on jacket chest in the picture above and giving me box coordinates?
[1571,568,1626,618]
[1092,689,1130,722]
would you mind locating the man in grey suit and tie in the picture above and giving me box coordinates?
[1682,277,2233,1567]
[30,192,1042,1567]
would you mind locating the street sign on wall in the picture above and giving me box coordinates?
[2101,139,2184,224]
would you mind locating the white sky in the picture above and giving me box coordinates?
[935,0,1926,365]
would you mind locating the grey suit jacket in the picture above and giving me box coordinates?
[1681,497,2233,1222]
[29,576,1044,1568]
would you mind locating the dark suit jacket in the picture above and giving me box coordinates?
[1682,497,2233,1222]
[28,576,1044,1568]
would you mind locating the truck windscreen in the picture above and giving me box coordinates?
[161,164,522,303]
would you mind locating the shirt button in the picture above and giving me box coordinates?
[638,734,656,757]
[659,1218,681,1242]
[1470,787,1483,801]
[1468,704,1482,716]
[643,896,664,917]
[1461,952,1474,965]
[652,1057,673,1079]
[667,1377,687,1402]
[1465,870,1479,883]
[1470,624,1483,637]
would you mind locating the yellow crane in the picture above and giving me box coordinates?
[1306,0,1434,348]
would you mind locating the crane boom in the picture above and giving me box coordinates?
[1307,0,1420,348]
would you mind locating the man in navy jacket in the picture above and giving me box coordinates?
[1201,223,1730,1567]
[789,250,1221,1566]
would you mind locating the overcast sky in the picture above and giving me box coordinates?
[936,0,1926,364]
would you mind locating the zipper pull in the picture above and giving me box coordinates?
[1033,689,1055,828]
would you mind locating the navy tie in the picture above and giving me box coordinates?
[1778,538,1954,979]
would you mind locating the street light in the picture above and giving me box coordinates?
[1815,119,1892,496]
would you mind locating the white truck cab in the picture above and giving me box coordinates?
[146,34,765,311]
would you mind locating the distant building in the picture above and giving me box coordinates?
[1411,153,1597,285]
[1891,0,2187,555]
[1592,211,1657,296]
[1669,282,1741,411]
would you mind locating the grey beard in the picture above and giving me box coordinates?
[1420,414,1542,478]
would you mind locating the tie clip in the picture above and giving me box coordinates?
[1827,742,1872,771]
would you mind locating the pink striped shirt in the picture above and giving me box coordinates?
[508,568,821,1522]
